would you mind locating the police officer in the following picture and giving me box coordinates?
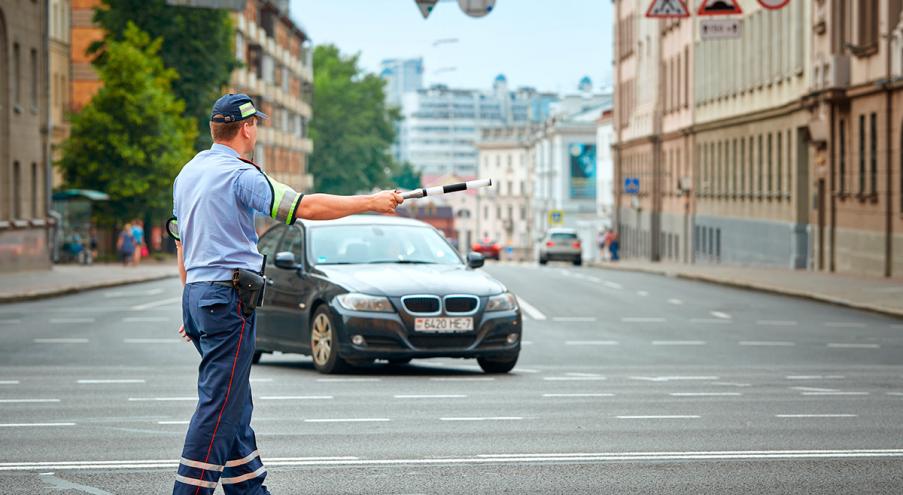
[171,94,403,494]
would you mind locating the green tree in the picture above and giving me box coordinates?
[310,45,400,195]
[92,0,239,150]
[391,161,422,191]
[59,23,197,224]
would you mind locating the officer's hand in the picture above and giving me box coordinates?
[370,190,404,214]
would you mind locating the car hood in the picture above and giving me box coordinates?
[313,264,506,297]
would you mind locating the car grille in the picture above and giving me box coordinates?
[409,335,476,349]
[444,296,478,314]
[402,296,441,314]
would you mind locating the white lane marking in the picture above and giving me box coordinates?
[542,393,615,398]
[552,316,597,322]
[786,375,845,380]
[104,288,164,298]
[0,423,75,428]
[827,343,880,349]
[430,377,495,382]
[604,282,623,290]
[316,378,381,383]
[710,311,731,320]
[304,418,390,423]
[514,368,540,374]
[123,339,181,344]
[792,387,838,392]
[652,340,707,346]
[516,296,547,321]
[887,392,903,396]
[667,299,683,305]
[740,341,795,346]
[542,377,607,381]
[261,396,333,400]
[394,395,467,399]
[801,392,869,396]
[0,399,60,403]
[49,318,95,324]
[122,317,170,323]
[631,376,719,382]
[157,421,189,425]
[756,320,798,326]
[128,397,195,402]
[825,322,867,328]
[6,450,903,471]
[249,378,273,382]
[130,297,181,311]
[636,291,649,297]
[775,414,857,418]
[712,382,752,387]
[690,319,731,325]
[0,380,20,385]
[439,417,522,421]
[0,319,21,324]
[617,415,701,420]
[521,340,534,346]
[622,317,666,323]
[668,393,741,397]
[566,372,603,377]
[586,276,602,283]
[77,379,145,384]
[565,340,619,346]
[34,338,89,344]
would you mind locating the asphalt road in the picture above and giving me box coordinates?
[0,261,902,494]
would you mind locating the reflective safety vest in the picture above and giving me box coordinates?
[239,157,302,225]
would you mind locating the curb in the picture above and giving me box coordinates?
[589,262,903,319]
[0,273,179,304]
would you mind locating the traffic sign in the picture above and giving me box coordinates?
[415,0,439,19]
[700,19,742,40]
[757,0,791,9]
[548,210,564,226]
[624,177,640,195]
[697,0,742,16]
[458,0,496,18]
[645,0,690,18]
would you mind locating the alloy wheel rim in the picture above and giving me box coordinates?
[312,313,332,366]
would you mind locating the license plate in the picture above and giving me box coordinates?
[414,317,473,333]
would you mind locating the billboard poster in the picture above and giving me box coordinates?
[569,143,597,200]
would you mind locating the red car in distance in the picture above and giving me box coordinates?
[472,238,501,260]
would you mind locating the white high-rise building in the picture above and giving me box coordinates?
[380,58,424,106]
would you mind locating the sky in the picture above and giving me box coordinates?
[288,0,612,94]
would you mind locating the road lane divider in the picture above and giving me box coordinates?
[827,343,880,349]
[0,399,60,403]
[130,297,181,311]
[565,340,619,346]
[77,379,145,384]
[260,396,333,401]
[128,397,195,402]
[515,296,546,321]
[33,338,89,344]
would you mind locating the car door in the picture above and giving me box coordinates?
[269,225,313,352]
[255,225,286,351]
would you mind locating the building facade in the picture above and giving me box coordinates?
[476,125,536,260]
[68,0,313,191]
[50,0,70,187]
[397,75,557,177]
[380,57,423,106]
[0,0,52,272]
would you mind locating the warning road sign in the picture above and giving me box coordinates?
[697,0,742,16]
[415,0,439,19]
[645,0,689,18]
[757,0,791,9]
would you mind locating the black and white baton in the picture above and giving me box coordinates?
[400,178,494,200]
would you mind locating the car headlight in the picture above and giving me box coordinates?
[335,293,394,312]
[486,293,518,312]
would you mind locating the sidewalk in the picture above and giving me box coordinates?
[590,259,903,318]
[0,261,178,303]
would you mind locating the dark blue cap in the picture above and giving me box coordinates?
[210,93,269,123]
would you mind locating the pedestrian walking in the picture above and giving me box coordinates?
[609,231,620,261]
[132,220,146,265]
[171,93,403,495]
[603,229,614,261]
[116,223,136,266]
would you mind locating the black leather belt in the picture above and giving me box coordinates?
[212,280,234,288]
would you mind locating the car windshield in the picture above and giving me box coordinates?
[550,232,578,240]
[310,224,462,266]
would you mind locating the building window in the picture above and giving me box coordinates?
[859,114,866,196]
[732,139,738,196]
[776,131,783,197]
[757,135,764,198]
[767,133,773,197]
[869,112,877,196]
[839,119,846,195]
[31,163,38,218]
[739,138,746,197]
[30,48,38,110]
[13,43,21,108]
[13,162,21,219]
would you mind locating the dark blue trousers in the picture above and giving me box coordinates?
[173,283,270,495]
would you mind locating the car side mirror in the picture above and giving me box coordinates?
[467,252,485,269]
[274,251,301,270]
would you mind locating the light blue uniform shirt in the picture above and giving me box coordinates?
[173,144,292,284]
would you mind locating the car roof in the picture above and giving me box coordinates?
[548,228,577,234]
[299,214,433,229]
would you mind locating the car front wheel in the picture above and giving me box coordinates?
[477,354,518,374]
[310,306,349,374]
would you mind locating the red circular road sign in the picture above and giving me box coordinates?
[757,0,791,10]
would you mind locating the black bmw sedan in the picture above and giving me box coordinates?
[253,215,522,374]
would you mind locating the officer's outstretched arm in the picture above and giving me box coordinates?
[298,191,403,221]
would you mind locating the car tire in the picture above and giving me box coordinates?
[310,306,349,374]
[252,350,263,364]
[477,354,518,374]
[573,257,582,266]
